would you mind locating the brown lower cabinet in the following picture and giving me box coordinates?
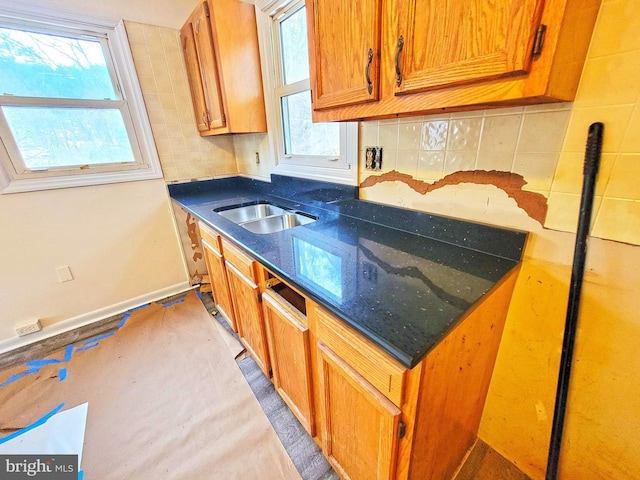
[198,222,236,331]
[262,286,315,436]
[316,341,402,480]
[221,237,271,378]
[197,220,519,480]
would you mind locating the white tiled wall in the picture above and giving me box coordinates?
[125,21,238,182]
[233,133,272,180]
[359,103,572,199]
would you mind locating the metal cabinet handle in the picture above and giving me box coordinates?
[395,35,404,87]
[365,48,374,95]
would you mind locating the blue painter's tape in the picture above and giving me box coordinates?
[83,331,115,344]
[59,368,67,381]
[26,358,62,367]
[196,289,203,300]
[0,403,65,444]
[64,344,74,362]
[162,298,185,308]
[117,302,150,329]
[130,302,150,312]
[74,344,98,353]
[118,312,131,329]
[0,367,40,388]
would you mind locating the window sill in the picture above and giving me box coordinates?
[0,166,163,194]
[271,162,357,186]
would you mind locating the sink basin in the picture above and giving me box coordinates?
[214,201,316,234]
[241,212,316,234]
[215,202,287,223]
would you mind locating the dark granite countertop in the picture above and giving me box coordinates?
[169,175,527,369]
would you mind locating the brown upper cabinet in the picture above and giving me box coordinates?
[306,0,601,121]
[306,0,383,110]
[180,0,267,135]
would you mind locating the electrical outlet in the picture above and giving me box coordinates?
[15,319,42,337]
[365,147,383,170]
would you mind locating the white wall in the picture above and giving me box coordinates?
[0,179,190,349]
[0,0,204,349]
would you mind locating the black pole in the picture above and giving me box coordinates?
[546,122,604,480]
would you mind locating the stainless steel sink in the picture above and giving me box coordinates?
[215,203,287,223]
[214,201,316,234]
[241,212,316,234]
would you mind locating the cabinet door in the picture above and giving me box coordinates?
[317,342,401,480]
[180,22,209,133]
[307,0,382,109]
[263,290,315,436]
[226,261,270,376]
[191,2,226,130]
[393,0,544,95]
[201,238,237,332]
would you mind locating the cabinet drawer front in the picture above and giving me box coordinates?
[221,238,256,281]
[198,221,222,253]
[315,306,406,407]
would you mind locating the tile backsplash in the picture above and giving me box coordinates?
[359,104,572,196]
[358,0,640,246]
[125,21,238,182]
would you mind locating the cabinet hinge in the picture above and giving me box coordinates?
[203,1,210,18]
[257,292,263,303]
[531,24,547,57]
[398,420,406,439]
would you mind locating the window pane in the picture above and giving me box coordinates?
[281,90,339,156]
[279,7,309,85]
[3,106,135,169]
[0,27,117,100]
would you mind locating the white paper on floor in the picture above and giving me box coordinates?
[0,402,88,467]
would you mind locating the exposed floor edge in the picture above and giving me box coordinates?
[0,282,194,368]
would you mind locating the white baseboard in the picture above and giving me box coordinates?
[0,281,193,355]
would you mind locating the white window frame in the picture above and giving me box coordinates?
[254,0,358,186]
[0,2,162,194]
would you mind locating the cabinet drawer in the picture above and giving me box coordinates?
[198,221,222,253]
[221,237,257,281]
[315,305,406,407]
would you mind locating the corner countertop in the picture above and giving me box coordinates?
[169,175,527,369]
